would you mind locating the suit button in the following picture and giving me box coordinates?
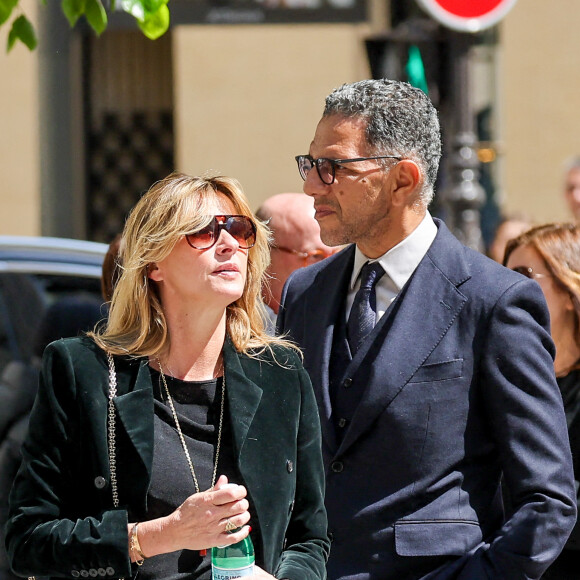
[338,418,347,428]
[286,460,294,473]
[331,461,344,473]
[105,568,115,576]
[343,378,352,388]
[328,532,334,542]
[89,570,98,577]
[81,571,89,578]
[97,569,107,577]
[71,572,80,578]
[94,476,107,489]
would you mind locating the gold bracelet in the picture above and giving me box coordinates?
[130,523,147,566]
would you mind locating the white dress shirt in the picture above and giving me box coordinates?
[346,212,438,322]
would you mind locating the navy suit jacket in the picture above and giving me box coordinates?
[278,219,577,580]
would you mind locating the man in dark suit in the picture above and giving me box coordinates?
[277,79,577,579]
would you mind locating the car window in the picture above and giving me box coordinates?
[0,272,104,375]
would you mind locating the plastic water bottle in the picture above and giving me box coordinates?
[211,533,255,579]
[211,483,255,579]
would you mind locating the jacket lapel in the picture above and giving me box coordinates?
[222,341,263,458]
[302,246,355,453]
[336,222,470,457]
[112,357,155,510]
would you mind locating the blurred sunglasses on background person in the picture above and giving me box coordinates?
[272,245,333,268]
[511,266,552,280]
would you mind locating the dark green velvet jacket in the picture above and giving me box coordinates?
[6,336,329,580]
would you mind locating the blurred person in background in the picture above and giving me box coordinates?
[504,222,580,580]
[6,173,329,580]
[487,214,532,263]
[255,193,336,332]
[563,156,580,221]
[0,295,104,580]
[101,234,124,303]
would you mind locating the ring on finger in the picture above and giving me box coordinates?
[224,518,237,532]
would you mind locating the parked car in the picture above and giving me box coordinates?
[0,236,108,375]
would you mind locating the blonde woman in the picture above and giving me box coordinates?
[6,173,329,580]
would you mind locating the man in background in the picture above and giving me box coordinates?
[563,156,580,220]
[256,193,335,331]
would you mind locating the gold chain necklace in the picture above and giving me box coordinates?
[156,358,225,494]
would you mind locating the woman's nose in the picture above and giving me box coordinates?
[215,229,240,253]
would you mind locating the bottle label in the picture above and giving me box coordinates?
[212,563,254,579]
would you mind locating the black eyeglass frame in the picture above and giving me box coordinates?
[295,154,402,185]
[185,215,257,250]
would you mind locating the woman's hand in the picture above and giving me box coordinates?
[132,475,251,558]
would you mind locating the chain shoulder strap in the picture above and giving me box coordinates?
[107,353,120,509]
[27,354,121,580]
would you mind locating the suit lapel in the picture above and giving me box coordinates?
[336,222,470,457]
[302,246,355,453]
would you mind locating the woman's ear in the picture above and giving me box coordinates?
[389,160,422,206]
[147,263,163,282]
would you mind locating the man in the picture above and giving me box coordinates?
[563,156,580,220]
[277,79,576,579]
[256,193,335,331]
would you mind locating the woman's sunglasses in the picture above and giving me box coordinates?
[185,215,257,250]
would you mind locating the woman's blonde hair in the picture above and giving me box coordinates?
[503,222,580,343]
[91,172,295,358]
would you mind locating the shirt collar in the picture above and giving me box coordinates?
[350,212,437,291]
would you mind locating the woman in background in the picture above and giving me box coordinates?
[504,223,580,579]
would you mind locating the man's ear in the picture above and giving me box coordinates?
[390,160,422,206]
[147,263,163,282]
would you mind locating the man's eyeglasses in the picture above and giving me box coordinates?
[186,215,257,250]
[295,154,401,185]
[273,245,333,267]
[511,266,552,280]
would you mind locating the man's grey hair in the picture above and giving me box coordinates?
[323,79,442,205]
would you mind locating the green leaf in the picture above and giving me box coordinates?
[85,0,107,35]
[138,3,169,40]
[143,0,168,14]
[119,0,145,21]
[0,0,18,27]
[7,15,38,52]
[61,0,86,28]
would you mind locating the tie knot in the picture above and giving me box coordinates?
[359,261,385,291]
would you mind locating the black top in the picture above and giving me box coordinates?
[543,369,580,580]
[137,369,242,580]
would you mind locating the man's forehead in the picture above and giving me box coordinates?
[309,115,368,155]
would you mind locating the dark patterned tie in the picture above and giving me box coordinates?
[347,261,385,354]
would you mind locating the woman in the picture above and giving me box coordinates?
[504,223,580,579]
[6,173,329,580]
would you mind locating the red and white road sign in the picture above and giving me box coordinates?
[416,0,519,33]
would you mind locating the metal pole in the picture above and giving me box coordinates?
[442,32,485,251]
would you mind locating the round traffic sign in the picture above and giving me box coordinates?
[416,0,519,32]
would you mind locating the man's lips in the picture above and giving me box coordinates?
[314,206,336,219]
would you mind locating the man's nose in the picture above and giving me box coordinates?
[304,168,327,197]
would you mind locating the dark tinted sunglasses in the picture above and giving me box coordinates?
[185,215,257,250]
